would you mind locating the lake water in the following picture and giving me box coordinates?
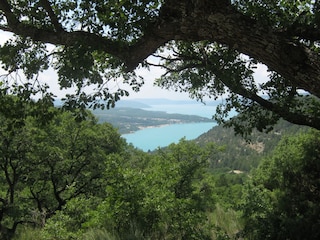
[122,103,224,151]
[123,122,216,151]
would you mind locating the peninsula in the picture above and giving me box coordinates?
[93,107,214,134]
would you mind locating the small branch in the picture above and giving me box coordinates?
[146,61,173,73]
[152,53,181,62]
[39,0,63,32]
[0,25,12,32]
[220,72,320,129]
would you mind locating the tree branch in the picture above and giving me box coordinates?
[1,0,320,98]
[39,0,63,32]
[220,74,320,129]
[0,0,20,28]
[167,49,320,129]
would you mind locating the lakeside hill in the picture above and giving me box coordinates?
[93,107,214,134]
[194,119,310,172]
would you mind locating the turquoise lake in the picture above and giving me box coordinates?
[122,122,216,151]
[122,103,229,151]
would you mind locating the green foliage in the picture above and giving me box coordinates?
[0,37,49,78]
[39,197,102,240]
[94,0,162,40]
[86,139,218,239]
[241,130,320,239]
[24,110,124,212]
[234,0,317,29]
[80,228,119,240]
[212,172,246,209]
[1,0,320,134]
[40,212,80,240]
[209,203,243,240]
[0,97,124,239]
[12,227,42,240]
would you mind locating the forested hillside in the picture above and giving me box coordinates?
[195,119,310,171]
[0,96,319,240]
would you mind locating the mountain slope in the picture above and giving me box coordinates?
[195,119,310,171]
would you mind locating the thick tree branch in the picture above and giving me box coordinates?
[1,0,320,98]
[0,0,19,27]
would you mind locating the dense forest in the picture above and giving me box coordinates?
[0,96,318,240]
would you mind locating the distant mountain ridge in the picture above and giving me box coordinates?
[114,100,151,108]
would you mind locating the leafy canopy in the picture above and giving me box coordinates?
[241,130,320,239]
[0,97,124,239]
[1,0,320,134]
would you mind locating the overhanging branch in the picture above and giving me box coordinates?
[220,77,320,130]
[0,0,320,99]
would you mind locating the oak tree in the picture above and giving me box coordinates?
[0,0,320,134]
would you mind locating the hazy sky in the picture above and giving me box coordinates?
[0,30,269,101]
